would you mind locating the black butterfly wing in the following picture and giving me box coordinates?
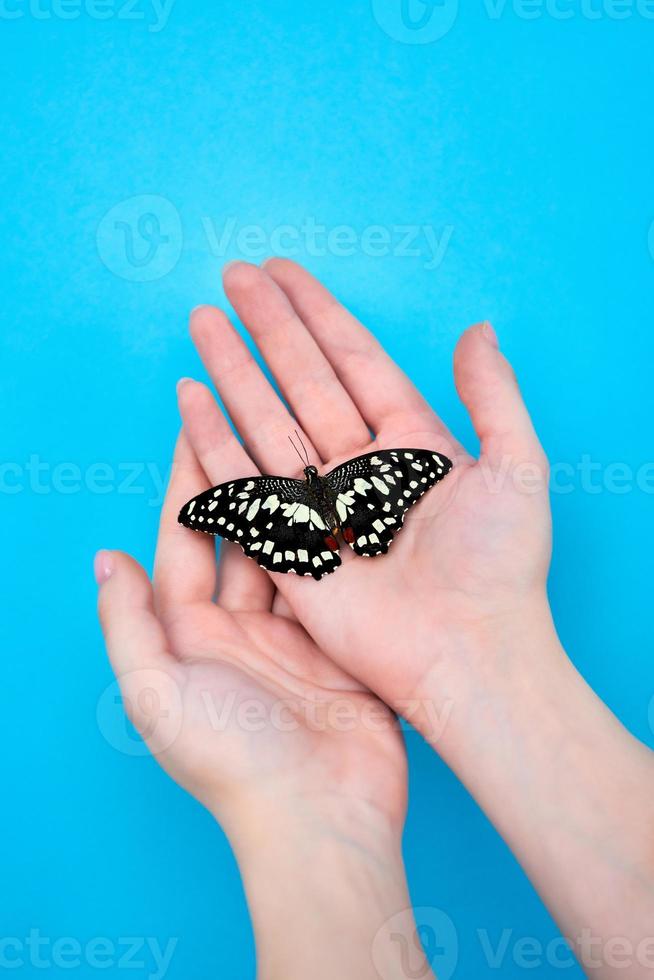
[325,449,452,557]
[178,475,342,580]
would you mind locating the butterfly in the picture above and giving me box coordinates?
[178,435,453,581]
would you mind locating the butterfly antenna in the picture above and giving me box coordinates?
[288,433,306,468]
[294,429,311,467]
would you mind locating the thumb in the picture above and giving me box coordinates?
[95,550,180,748]
[453,322,546,468]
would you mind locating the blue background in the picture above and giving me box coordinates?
[2,1,653,977]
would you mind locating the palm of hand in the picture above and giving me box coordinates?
[100,259,548,824]
[137,567,406,830]
[175,260,549,721]
[279,429,549,707]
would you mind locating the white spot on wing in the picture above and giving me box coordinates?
[263,494,280,514]
[247,498,261,520]
[336,491,355,521]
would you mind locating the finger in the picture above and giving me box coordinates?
[176,378,275,611]
[453,323,547,467]
[215,541,274,613]
[95,549,183,754]
[153,428,217,618]
[96,549,175,677]
[271,591,299,620]
[262,258,462,448]
[189,304,319,473]
[222,261,370,460]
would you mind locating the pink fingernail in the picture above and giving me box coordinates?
[482,322,499,349]
[176,377,194,392]
[94,550,114,586]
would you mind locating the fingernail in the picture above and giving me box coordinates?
[482,322,499,349]
[94,550,114,586]
[222,259,243,276]
[176,377,194,392]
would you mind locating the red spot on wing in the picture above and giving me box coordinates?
[343,527,355,544]
[324,535,339,551]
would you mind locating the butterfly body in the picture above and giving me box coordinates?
[300,465,340,536]
[179,448,453,580]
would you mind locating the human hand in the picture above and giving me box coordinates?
[96,430,431,979]
[178,259,552,724]
[179,261,654,976]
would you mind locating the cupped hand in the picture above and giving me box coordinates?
[95,428,406,841]
[178,260,553,725]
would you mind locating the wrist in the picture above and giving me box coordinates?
[215,798,432,980]
[407,591,560,751]
[417,599,654,971]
